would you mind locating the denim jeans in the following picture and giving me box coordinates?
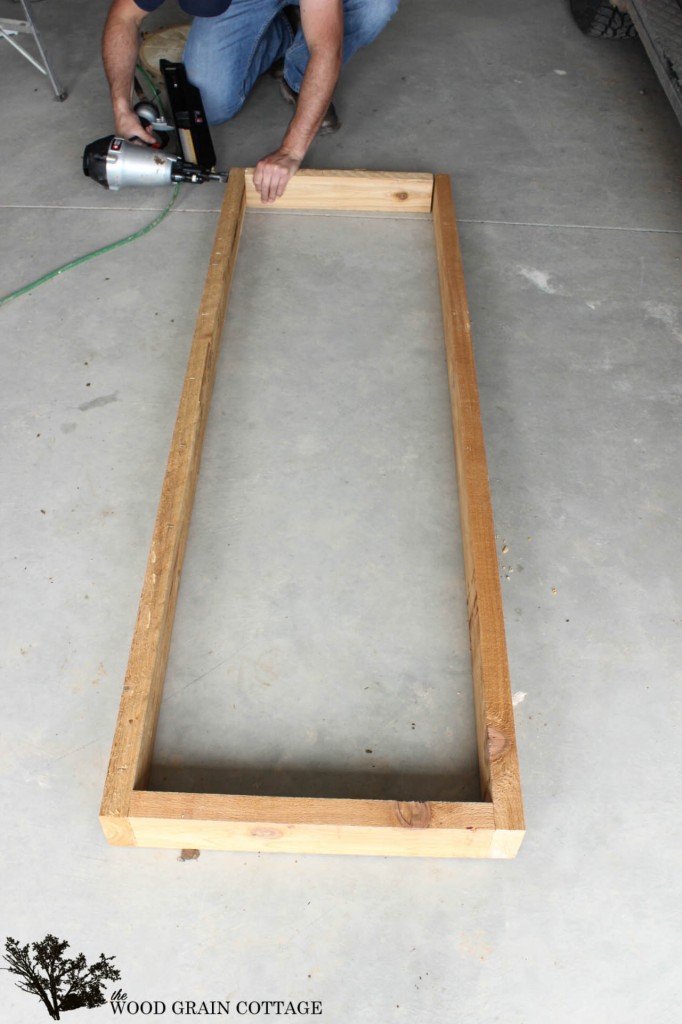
[184,0,400,124]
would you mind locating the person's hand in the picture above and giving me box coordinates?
[253,149,302,204]
[114,108,159,146]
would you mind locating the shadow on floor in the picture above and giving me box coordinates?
[147,762,481,802]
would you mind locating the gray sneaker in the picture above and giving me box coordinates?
[279,77,341,135]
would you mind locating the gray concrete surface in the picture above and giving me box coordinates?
[1,1,681,1021]
[152,211,480,804]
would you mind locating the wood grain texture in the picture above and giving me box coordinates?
[119,793,502,858]
[244,168,434,213]
[131,792,494,828]
[432,175,525,840]
[100,169,525,858]
[99,170,247,822]
[99,814,136,847]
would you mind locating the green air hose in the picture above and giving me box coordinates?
[0,185,181,309]
[1,67,181,310]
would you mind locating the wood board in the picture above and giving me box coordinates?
[100,169,525,858]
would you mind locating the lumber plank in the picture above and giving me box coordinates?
[432,175,524,840]
[131,792,494,828]
[100,169,525,858]
[99,170,247,822]
[125,820,501,858]
[122,793,502,858]
[244,168,434,213]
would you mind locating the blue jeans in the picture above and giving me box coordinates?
[184,0,400,125]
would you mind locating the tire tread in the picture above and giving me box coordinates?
[570,0,638,39]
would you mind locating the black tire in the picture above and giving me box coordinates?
[569,0,638,38]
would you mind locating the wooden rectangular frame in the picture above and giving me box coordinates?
[100,169,525,858]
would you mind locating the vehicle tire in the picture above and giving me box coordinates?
[569,0,638,38]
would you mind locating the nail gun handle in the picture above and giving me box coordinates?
[133,102,171,147]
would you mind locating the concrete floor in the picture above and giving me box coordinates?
[1,0,681,1020]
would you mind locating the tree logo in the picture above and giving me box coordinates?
[2,934,121,1019]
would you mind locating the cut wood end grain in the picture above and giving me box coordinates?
[490,829,526,859]
[99,815,135,846]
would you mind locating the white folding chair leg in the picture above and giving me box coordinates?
[0,0,66,99]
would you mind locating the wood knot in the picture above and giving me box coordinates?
[395,191,409,201]
[486,726,511,762]
[394,801,431,829]
[250,827,283,839]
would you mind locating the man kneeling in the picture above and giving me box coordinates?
[103,0,399,203]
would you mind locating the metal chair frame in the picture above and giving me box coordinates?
[0,0,66,100]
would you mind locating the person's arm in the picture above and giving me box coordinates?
[253,0,343,204]
[102,0,158,144]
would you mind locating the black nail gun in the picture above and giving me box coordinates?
[83,61,227,190]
